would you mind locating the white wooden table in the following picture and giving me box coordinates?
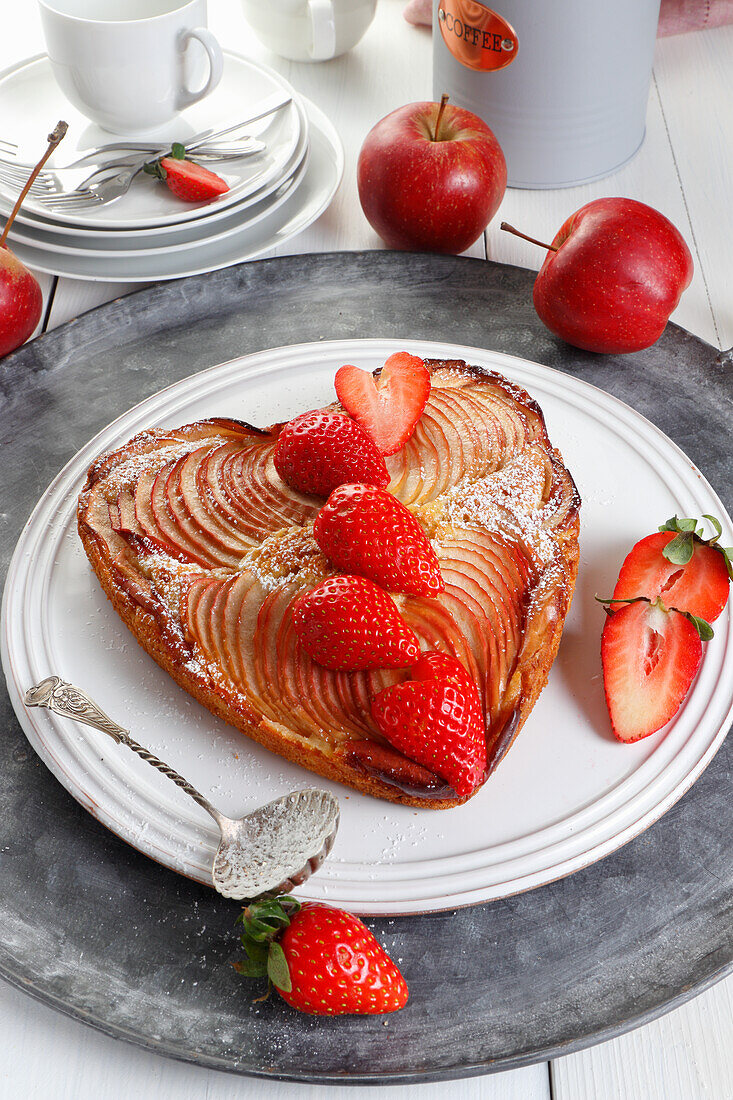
[2,3,732,1098]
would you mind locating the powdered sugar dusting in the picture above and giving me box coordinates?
[440,444,559,565]
[101,436,232,498]
[245,527,329,592]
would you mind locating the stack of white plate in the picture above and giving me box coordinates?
[0,52,344,282]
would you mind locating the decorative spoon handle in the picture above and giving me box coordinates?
[25,677,219,821]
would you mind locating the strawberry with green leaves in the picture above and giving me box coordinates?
[233,896,408,1015]
[599,514,731,743]
[144,142,229,203]
[612,515,732,623]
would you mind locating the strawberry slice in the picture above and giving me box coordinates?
[613,530,730,623]
[335,352,431,455]
[157,157,229,203]
[371,651,486,796]
[601,597,703,742]
[292,575,420,671]
[273,411,389,497]
[314,484,444,597]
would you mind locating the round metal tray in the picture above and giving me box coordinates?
[0,251,730,1082]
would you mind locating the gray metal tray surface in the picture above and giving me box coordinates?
[0,251,730,1082]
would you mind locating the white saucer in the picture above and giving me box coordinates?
[4,99,343,281]
[0,52,304,231]
[0,92,309,245]
[3,339,732,915]
[3,96,310,256]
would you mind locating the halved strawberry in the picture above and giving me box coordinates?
[601,597,703,742]
[314,484,444,597]
[371,651,486,796]
[159,157,229,202]
[273,411,389,497]
[334,352,431,455]
[144,144,229,203]
[613,525,731,623]
[291,574,420,671]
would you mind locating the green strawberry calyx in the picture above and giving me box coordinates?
[659,514,733,581]
[142,141,187,182]
[595,594,714,641]
[232,895,301,993]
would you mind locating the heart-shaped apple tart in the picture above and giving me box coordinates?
[78,358,580,808]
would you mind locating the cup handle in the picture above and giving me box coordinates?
[177,27,224,110]
[308,0,337,61]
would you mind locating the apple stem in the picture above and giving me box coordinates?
[432,94,449,142]
[500,221,558,253]
[0,121,68,250]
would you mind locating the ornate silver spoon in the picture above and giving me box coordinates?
[25,676,339,901]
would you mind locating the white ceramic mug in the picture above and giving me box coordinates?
[38,0,224,134]
[240,0,377,62]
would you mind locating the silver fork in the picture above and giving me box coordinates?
[0,96,290,211]
[0,93,290,174]
[25,676,340,900]
[0,141,266,212]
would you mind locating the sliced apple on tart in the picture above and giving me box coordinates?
[78,358,580,808]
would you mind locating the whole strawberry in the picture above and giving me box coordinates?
[292,574,419,670]
[234,896,408,1015]
[274,411,389,497]
[314,484,444,597]
[371,651,486,796]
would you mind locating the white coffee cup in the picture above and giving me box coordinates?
[240,0,377,62]
[39,0,224,134]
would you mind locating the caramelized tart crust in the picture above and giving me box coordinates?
[78,361,580,808]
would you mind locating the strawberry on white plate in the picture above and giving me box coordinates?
[335,352,431,455]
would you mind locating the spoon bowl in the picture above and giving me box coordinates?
[25,676,339,901]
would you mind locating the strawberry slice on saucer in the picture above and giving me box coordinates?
[335,352,431,455]
[314,483,444,597]
[371,651,486,796]
[144,143,229,203]
[613,517,731,623]
[273,411,389,497]
[292,574,420,671]
[601,597,705,743]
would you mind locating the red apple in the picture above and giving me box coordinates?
[526,198,693,354]
[357,95,506,254]
[0,245,42,358]
[0,121,68,359]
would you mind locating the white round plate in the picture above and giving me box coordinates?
[3,100,342,281]
[5,113,310,260]
[3,340,732,916]
[0,52,303,230]
[1,93,309,246]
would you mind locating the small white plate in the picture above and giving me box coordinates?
[4,98,310,258]
[0,94,309,245]
[3,339,732,915]
[0,52,303,230]
[3,99,342,281]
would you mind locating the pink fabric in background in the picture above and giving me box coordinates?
[403,0,733,35]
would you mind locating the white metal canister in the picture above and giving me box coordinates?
[432,0,662,188]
